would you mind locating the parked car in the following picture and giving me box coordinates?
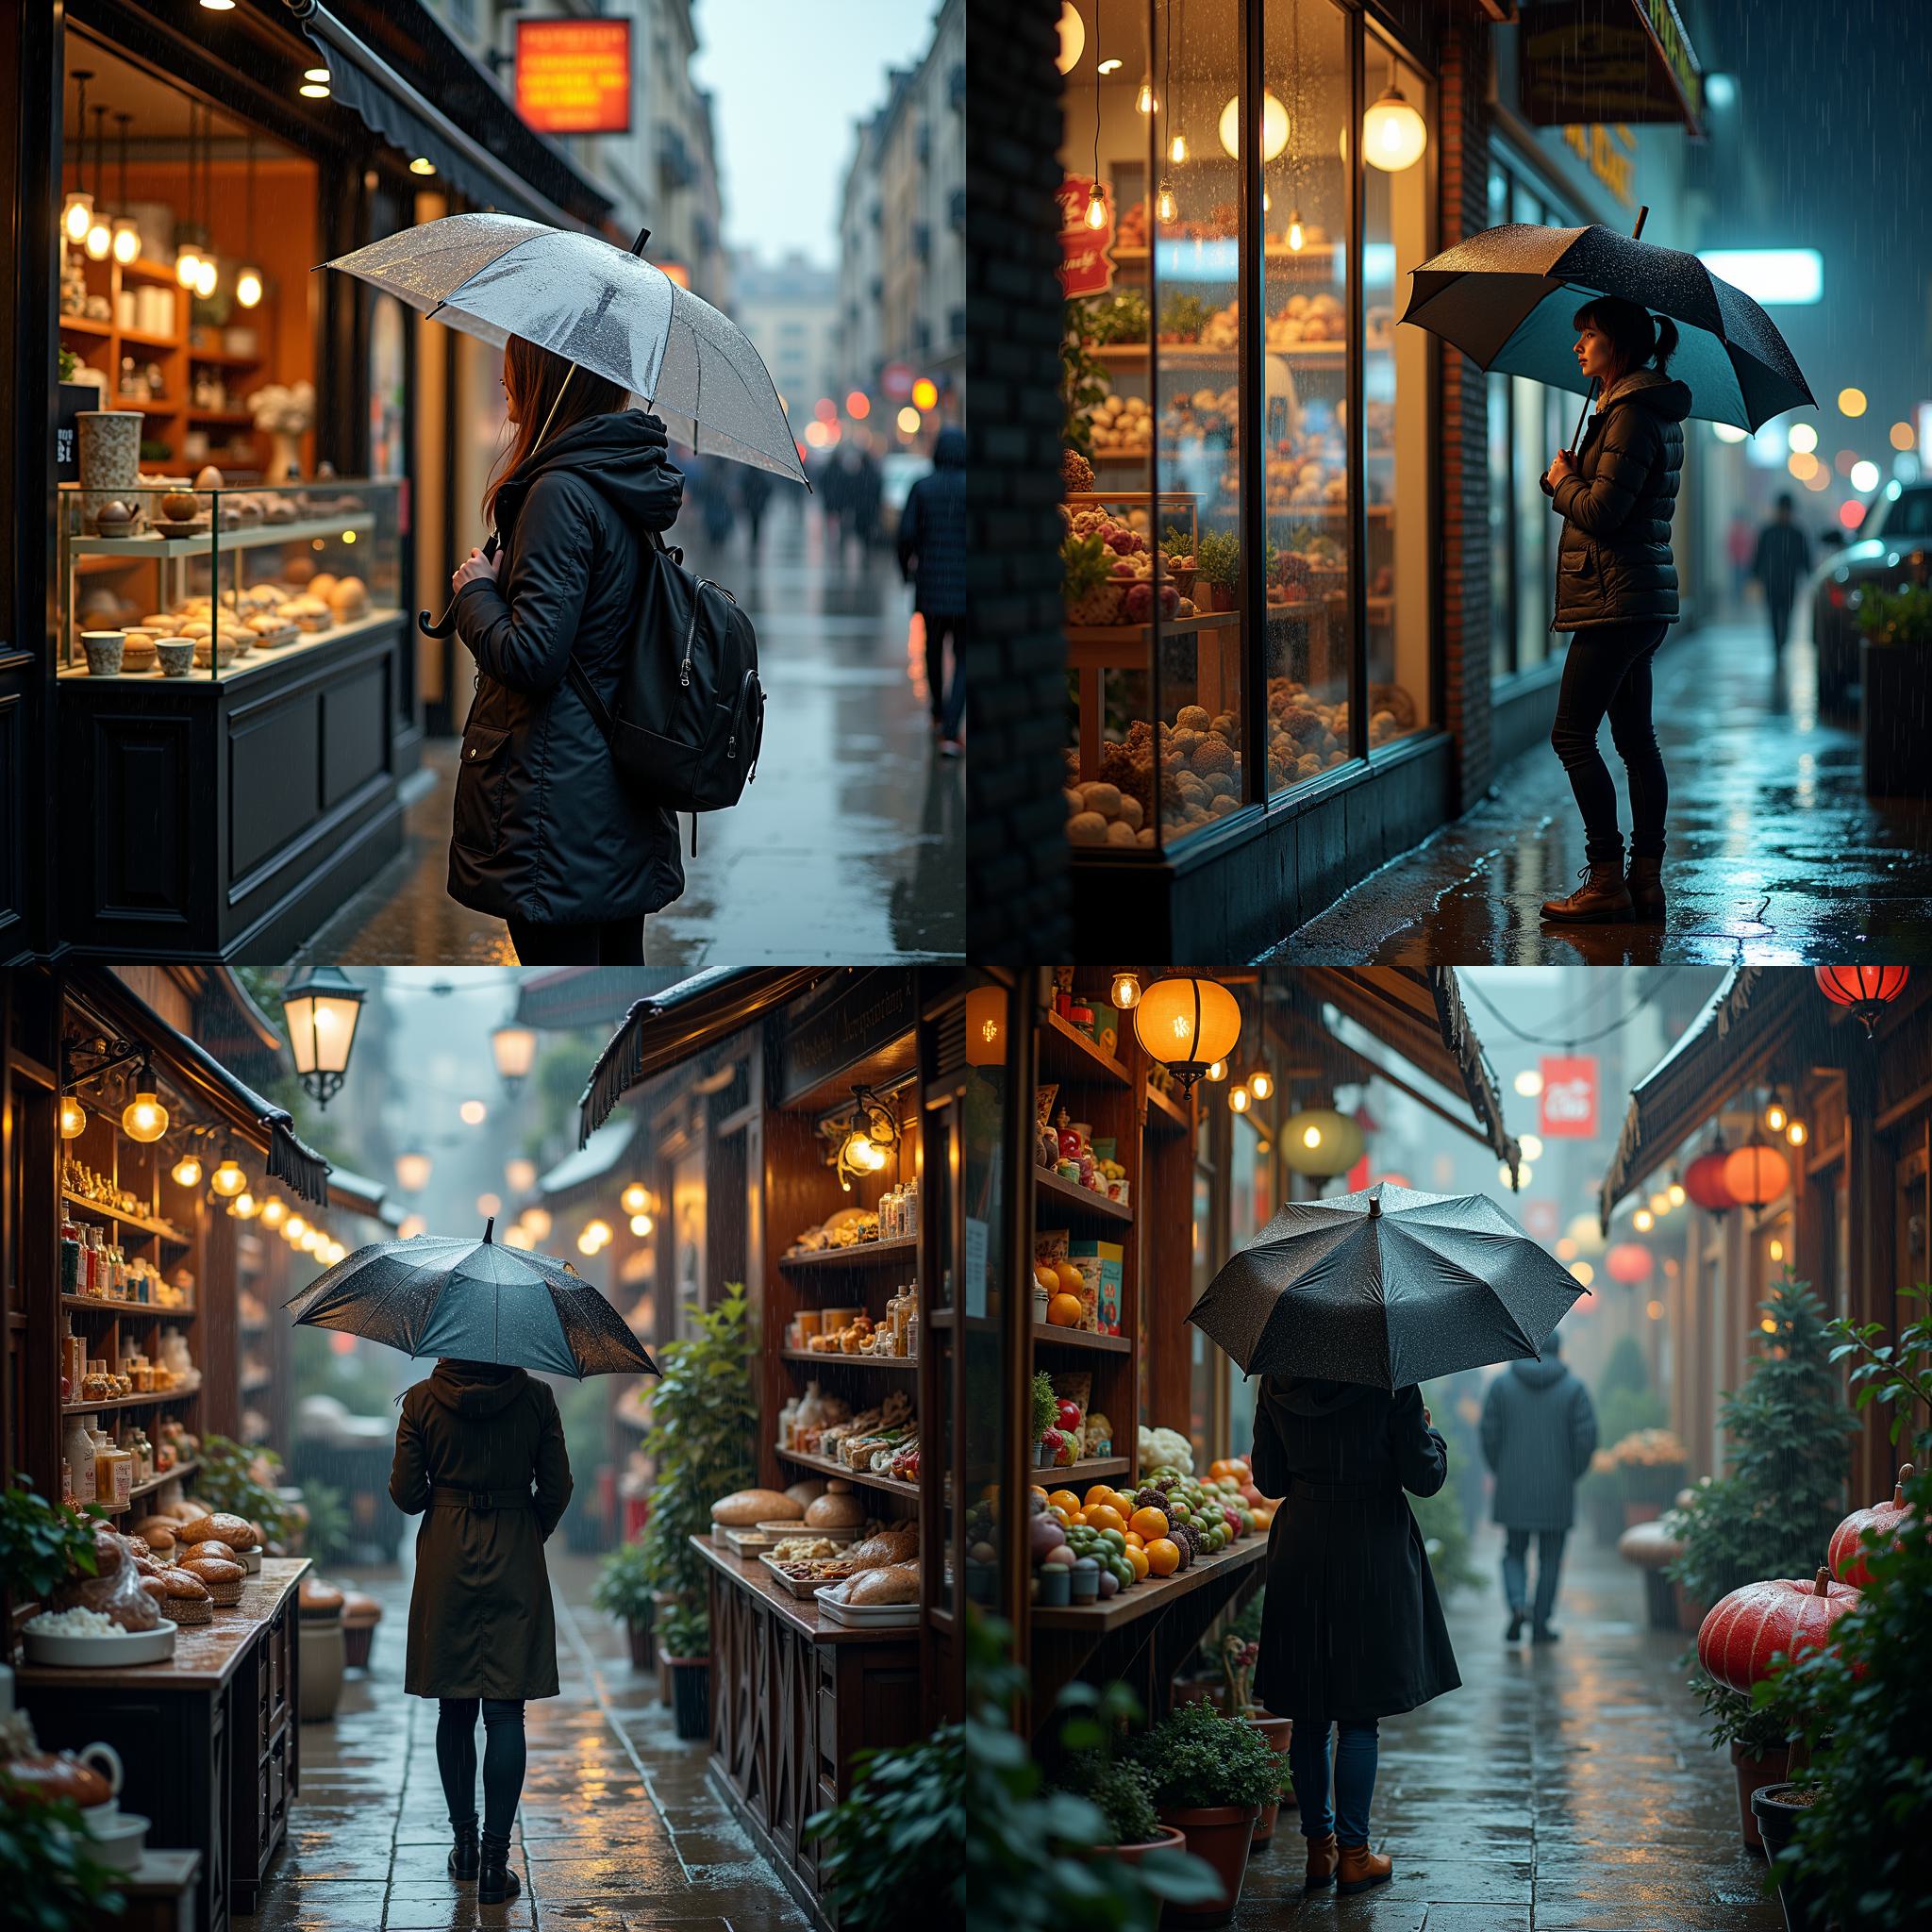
[879,451,932,543]
[1812,481,1932,711]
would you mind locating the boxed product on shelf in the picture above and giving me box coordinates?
[1068,1240,1124,1336]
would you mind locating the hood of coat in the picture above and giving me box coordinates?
[426,1357,531,1417]
[931,426,966,470]
[1509,1355,1569,1392]
[1601,367,1693,425]
[498,408,683,534]
[1271,1374,1372,1417]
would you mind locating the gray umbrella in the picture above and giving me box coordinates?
[1188,1181,1585,1391]
[1400,214,1815,436]
[284,1219,657,1380]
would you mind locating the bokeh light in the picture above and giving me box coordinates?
[1788,452,1818,481]
[1890,421,1916,451]
[911,377,939,411]
[897,406,922,435]
[846,391,871,419]
[1850,459,1880,492]
[1838,387,1867,417]
[1838,499,1864,529]
[1788,424,1818,454]
[459,1099,488,1124]
[1513,1068,1543,1097]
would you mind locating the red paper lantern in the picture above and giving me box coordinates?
[1815,965,1908,1036]
[1723,1141,1790,1209]
[1683,1149,1736,1213]
[1828,1462,1916,1587]
[1606,1242,1654,1284]
[1695,1567,1861,1693]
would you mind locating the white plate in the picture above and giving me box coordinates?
[81,1808,149,1871]
[239,1547,261,1574]
[24,1618,178,1667]
[812,1586,920,1627]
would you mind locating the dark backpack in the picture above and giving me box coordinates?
[567,532,764,855]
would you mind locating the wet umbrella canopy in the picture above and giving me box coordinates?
[1400,221,1815,434]
[285,1219,658,1380]
[1190,1181,1585,1391]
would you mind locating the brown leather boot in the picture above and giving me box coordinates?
[1336,1840,1393,1895]
[1626,855,1665,920]
[1541,858,1633,924]
[1304,1830,1339,1890]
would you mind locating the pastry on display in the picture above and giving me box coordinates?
[710,1488,804,1528]
[280,595,332,632]
[154,1566,213,1624]
[177,1555,244,1606]
[329,575,367,619]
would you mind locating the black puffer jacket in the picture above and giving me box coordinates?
[1546,367,1693,632]
[450,410,685,924]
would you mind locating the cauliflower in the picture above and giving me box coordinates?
[1139,1424,1194,1474]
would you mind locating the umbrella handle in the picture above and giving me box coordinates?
[418,532,502,638]
[1564,204,1651,460]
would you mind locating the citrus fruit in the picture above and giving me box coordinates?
[1125,1544,1150,1580]
[1046,1291,1084,1326]
[1047,1490,1080,1516]
[1129,1506,1169,1541]
[1087,1503,1126,1535]
[1083,1483,1116,1508]
[1054,1260,1084,1295]
[1123,1528,1143,1549]
[1145,1538,1180,1576]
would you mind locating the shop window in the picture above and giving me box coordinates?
[1489,372,1513,679]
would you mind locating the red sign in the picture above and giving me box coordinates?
[1058,175,1116,298]
[515,19,633,136]
[1540,1056,1599,1139]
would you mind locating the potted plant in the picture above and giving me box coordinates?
[1053,1680,1194,1870]
[1159,525,1198,600]
[1856,584,1932,795]
[0,1774,126,1932]
[196,1434,293,1549]
[658,1599,711,1742]
[1196,531,1241,613]
[1687,1676,1791,1852]
[0,1477,99,1632]
[1131,1697,1279,1924]
[1606,1427,1689,1527]
[1213,1630,1289,1845]
[590,1536,657,1670]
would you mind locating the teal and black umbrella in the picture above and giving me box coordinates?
[285,1219,657,1379]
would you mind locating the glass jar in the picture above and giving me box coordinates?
[59,1213,81,1292]
[63,1417,98,1507]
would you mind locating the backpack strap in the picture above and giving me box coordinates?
[566,658,617,746]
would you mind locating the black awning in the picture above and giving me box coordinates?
[284,0,615,230]
[516,969,680,1033]
[325,1163,389,1221]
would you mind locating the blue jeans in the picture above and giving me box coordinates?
[1289,1718,1379,1847]
[1503,1527,1568,1625]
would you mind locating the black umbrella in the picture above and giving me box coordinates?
[284,1219,658,1380]
[1188,1182,1585,1391]
[1400,204,1815,442]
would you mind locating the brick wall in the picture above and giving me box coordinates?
[965,0,1073,958]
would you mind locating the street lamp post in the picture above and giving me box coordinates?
[492,1020,538,1097]
[282,966,366,1108]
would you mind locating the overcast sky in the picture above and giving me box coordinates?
[691,0,942,272]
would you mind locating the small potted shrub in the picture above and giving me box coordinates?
[659,1599,711,1742]
[1216,1631,1290,1844]
[1159,525,1197,600]
[591,1536,658,1670]
[0,1475,100,1634]
[1196,531,1241,613]
[1856,584,1932,795]
[1055,1692,1191,1869]
[1131,1698,1279,1924]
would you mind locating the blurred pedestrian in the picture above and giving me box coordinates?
[1753,492,1813,657]
[849,442,883,553]
[1249,1376,1460,1897]
[1726,510,1756,613]
[897,427,966,753]
[740,464,773,554]
[1480,1333,1598,1644]
[1539,296,1690,928]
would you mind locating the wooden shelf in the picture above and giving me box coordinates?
[1030,1323,1130,1354]
[121,258,184,285]
[63,1190,192,1244]
[119,327,182,350]
[1033,1456,1131,1487]
[186,345,262,367]
[778,1349,918,1371]
[63,1383,202,1416]
[98,1458,200,1512]
[776,1234,919,1274]
[61,1293,196,1320]
[1034,1168,1132,1225]
[774,1446,920,1506]
[1038,1008,1131,1088]
[1145,1082,1191,1134]
[187,408,257,425]
[58,313,113,337]
[1031,1537,1264,1633]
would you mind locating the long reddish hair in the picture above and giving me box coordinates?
[483,334,628,530]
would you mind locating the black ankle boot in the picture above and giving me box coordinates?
[448,1822,479,1881]
[477,1831,520,1906]
[1626,855,1665,920]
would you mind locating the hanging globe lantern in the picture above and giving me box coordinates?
[1134,976,1241,1091]
[1282,1108,1363,1176]
[1683,1148,1737,1213]
[1606,1242,1655,1285]
[1724,1141,1791,1210]
[1814,965,1908,1037]
[1564,1210,1607,1256]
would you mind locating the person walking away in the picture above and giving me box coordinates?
[390,1357,574,1906]
[1752,493,1812,657]
[1539,297,1690,927]
[897,427,967,754]
[740,464,773,556]
[448,334,686,964]
[1250,1376,1460,1896]
[1479,1333,1598,1643]
[850,444,883,554]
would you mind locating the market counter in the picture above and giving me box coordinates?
[694,1535,921,1928]
[18,1557,309,1932]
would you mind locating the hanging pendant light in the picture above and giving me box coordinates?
[59,1094,89,1140]
[1248,1069,1274,1102]
[1156,179,1177,223]
[1363,51,1427,173]
[1081,26,1108,231]
[1814,965,1908,1037]
[62,71,95,243]
[234,130,262,308]
[1109,973,1141,1011]
[1133,976,1241,1092]
[120,1059,169,1142]
[175,100,203,289]
[1218,91,1289,161]
[1282,1106,1364,1177]
[1286,208,1306,251]
[193,104,218,298]
[111,113,140,263]
[84,107,114,259]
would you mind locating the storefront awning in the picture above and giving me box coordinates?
[578,970,830,1145]
[325,1164,389,1222]
[1599,967,1813,1230]
[284,0,615,231]
[1518,0,1704,138]
[515,970,680,1034]
[1302,969,1522,1176]
[540,1116,636,1202]
[75,970,331,1207]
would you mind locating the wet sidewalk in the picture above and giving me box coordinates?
[1281,618,1932,964]
[238,1551,806,1931]
[289,501,962,967]
[1232,1524,1782,1930]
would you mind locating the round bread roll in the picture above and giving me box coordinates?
[158,1566,213,1624]
[308,574,339,604]
[139,1574,169,1603]
[182,1540,238,1566]
[845,1561,919,1607]
[179,1555,244,1605]
[847,1525,919,1570]
[127,1516,176,1553]
[711,1488,802,1528]
[179,1511,257,1550]
[782,1479,828,1509]
[824,1477,853,1494]
[329,575,367,615]
[804,1491,867,1529]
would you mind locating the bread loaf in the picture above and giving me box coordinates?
[179,1556,244,1604]
[178,1512,257,1550]
[710,1489,802,1527]
[804,1491,867,1529]
[847,1526,919,1570]
[182,1541,238,1566]
[782,1479,827,1509]
[846,1562,919,1606]
[157,1566,212,1624]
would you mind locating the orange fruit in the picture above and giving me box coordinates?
[1125,1544,1150,1580]
[1047,1490,1080,1517]
[1054,1260,1084,1295]
[1083,1483,1115,1508]
[1068,1508,1089,1526]
[1145,1538,1180,1576]
[1129,1506,1169,1541]
[1046,1291,1084,1327]
[1034,1261,1059,1292]
[1087,1503,1126,1535]
[1123,1529,1144,1550]
[1029,1485,1048,1504]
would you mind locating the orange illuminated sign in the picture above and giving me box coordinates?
[515,18,633,136]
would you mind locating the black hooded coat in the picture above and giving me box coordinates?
[1545,366,1694,632]
[1249,1376,1461,1723]
[389,1358,574,1700]
[450,409,686,925]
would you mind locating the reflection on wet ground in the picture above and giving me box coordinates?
[1281,620,1931,964]
[236,1550,807,1932]
[290,502,962,967]
[1233,1526,1783,1929]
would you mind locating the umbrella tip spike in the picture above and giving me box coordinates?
[484,1215,495,1243]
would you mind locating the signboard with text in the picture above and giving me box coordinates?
[1519,0,1703,136]
[1058,175,1115,299]
[1540,1057,1600,1140]
[515,18,633,136]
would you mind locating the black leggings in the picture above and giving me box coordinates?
[924,614,966,739]
[506,914,644,964]
[1550,621,1670,864]
[436,1697,525,1839]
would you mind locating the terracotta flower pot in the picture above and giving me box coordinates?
[1207,582,1237,613]
[1241,1710,1291,1840]
[1156,1803,1259,1927]
[1623,1499,1662,1530]
[1732,1740,1791,1852]
[1251,1799,1280,1846]
[1113,1823,1188,1870]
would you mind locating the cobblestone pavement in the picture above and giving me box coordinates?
[1280,618,1932,965]
[236,1551,807,1932]
[1232,1525,1784,1931]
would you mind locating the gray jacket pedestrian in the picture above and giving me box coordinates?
[1480,1353,1597,1531]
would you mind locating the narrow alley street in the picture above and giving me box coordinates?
[1233,1527,1782,1932]
[1277,619,1932,966]
[286,498,962,968]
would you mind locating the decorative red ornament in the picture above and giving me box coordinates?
[1828,1462,1916,1587]
[1606,1242,1654,1284]
[1695,1567,1862,1694]
[1723,1141,1791,1209]
[1683,1148,1736,1213]
[1814,965,1908,1037]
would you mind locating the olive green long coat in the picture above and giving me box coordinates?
[389,1359,574,1700]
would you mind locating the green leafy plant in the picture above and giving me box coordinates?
[1130,1696,1280,1810]
[1061,311,1110,457]
[1827,1283,1932,1462]
[1060,530,1110,605]
[1196,530,1241,591]
[1855,583,1932,648]
[1078,290,1150,345]
[637,1285,758,1654]
[590,1536,656,1625]
[0,1776,125,1932]
[1689,1670,1790,1758]
[0,1477,100,1607]
[1158,292,1209,341]
[1159,525,1195,562]
[58,346,78,383]
[293,1478,351,1563]
[196,1434,293,1547]
[1032,1369,1059,1442]
[1056,1681,1167,1847]
[657,1597,708,1660]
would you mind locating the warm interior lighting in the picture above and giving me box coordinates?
[506,1158,537,1193]
[259,1197,287,1228]
[1205,1059,1227,1082]
[1786,1120,1808,1147]
[1287,210,1306,252]
[1168,131,1189,164]
[1055,2,1084,75]
[524,1207,552,1241]
[299,81,331,98]
[1764,1095,1789,1133]
[84,212,113,261]
[235,265,263,308]
[210,1158,246,1197]
[1228,1083,1250,1113]
[1135,77,1157,115]
[964,984,1007,1065]
[1083,185,1108,229]
[111,217,140,263]
[1646,1299,1663,1320]
[1156,182,1177,223]
[1513,1068,1543,1097]
[1634,1208,1655,1232]
[459,1099,488,1124]
[409,157,436,175]
[630,1212,654,1238]
[1769,1238,1786,1261]
[1668,1181,1687,1208]
[172,1155,203,1188]
[1133,977,1241,1091]
[1248,1070,1273,1101]
[395,1152,431,1191]
[1110,973,1141,1010]
[59,1095,89,1140]
[621,1182,650,1216]
[577,1219,612,1257]
[193,255,217,297]
[122,1087,169,1143]
[63,191,94,243]
[283,965,364,1106]
[841,1131,888,1174]
[229,1191,258,1219]
[1218,90,1289,161]
[476,1192,502,1218]
[491,1021,537,1086]
[1363,80,1427,172]
[1571,1262,1594,1287]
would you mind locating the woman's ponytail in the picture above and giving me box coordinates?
[1651,314,1679,377]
